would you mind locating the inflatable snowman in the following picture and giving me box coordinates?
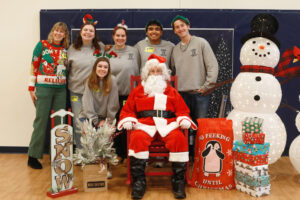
[227,14,286,164]
[289,96,300,174]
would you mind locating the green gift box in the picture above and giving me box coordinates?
[242,117,263,133]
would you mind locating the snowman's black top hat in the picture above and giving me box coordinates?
[241,13,280,48]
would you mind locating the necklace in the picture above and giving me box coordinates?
[179,36,192,52]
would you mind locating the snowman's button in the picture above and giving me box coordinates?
[254,95,260,101]
[255,76,261,81]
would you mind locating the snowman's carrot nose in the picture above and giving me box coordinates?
[259,45,265,50]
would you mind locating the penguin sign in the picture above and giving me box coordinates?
[202,141,225,177]
[191,118,235,190]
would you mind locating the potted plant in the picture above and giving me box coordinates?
[73,119,118,192]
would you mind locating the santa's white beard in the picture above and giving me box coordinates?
[143,75,167,97]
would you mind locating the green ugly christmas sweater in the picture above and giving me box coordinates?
[28,40,67,91]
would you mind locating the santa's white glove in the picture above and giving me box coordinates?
[123,122,133,130]
[180,119,191,129]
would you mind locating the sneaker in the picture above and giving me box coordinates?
[28,156,42,169]
[107,170,112,179]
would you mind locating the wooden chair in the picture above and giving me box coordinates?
[126,75,191,185]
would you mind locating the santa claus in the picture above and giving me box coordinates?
[117,54,197,199]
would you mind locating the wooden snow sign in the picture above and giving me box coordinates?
[47,109,78,198]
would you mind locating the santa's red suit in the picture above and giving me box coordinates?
[117,83,197,162]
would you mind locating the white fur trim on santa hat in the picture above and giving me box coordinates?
[169,152,189,162]
[117,117,138,130]
[128,149,149,159]
[141,59,170,81]
[176,116,197,130]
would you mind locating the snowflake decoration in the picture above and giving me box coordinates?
[227,169,233,177]
[227,149,232,156]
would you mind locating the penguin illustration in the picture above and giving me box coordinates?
[201,141,225,177]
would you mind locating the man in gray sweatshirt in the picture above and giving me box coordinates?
[171,15,219,157]
[135,19,174,71]
[171,15,218,120]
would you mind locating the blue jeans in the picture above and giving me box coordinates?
[70,92,83,149]
[179,92,210,123]
[114,95,128,159]
[179,92,210,159]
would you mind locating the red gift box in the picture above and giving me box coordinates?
[234,151,268,166]
[242,132,265,144]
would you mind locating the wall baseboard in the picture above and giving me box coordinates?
[0,147,50,154]
[0,146,28,153]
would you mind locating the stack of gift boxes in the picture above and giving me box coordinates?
[233,117,271,197]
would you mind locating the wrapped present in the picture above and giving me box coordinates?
[235,171,270,187]
[242,132,265,144]
[236,181,270,197]
[234,151,268,166]
[242,117,263,133]
[233,141,270,155]
[234,161,268,177]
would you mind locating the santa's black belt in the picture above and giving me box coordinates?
[137,110,175,118]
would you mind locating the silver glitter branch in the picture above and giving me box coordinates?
[73,119,119,168]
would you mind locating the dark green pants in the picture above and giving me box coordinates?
[28,87,66,159]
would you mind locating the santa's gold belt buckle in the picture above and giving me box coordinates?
[156,110,163,118]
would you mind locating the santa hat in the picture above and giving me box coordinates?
[141,54,170,81]
[241,13,280,48]
[83,14,98,25]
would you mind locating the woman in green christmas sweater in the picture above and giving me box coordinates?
[27,22,70,169]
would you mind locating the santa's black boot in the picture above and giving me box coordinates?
[130,157,147,199]
[171,162,187,199]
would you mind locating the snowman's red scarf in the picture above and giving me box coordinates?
[241,47,300,77]
[203,50,300,95]
[240,65,275,75]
